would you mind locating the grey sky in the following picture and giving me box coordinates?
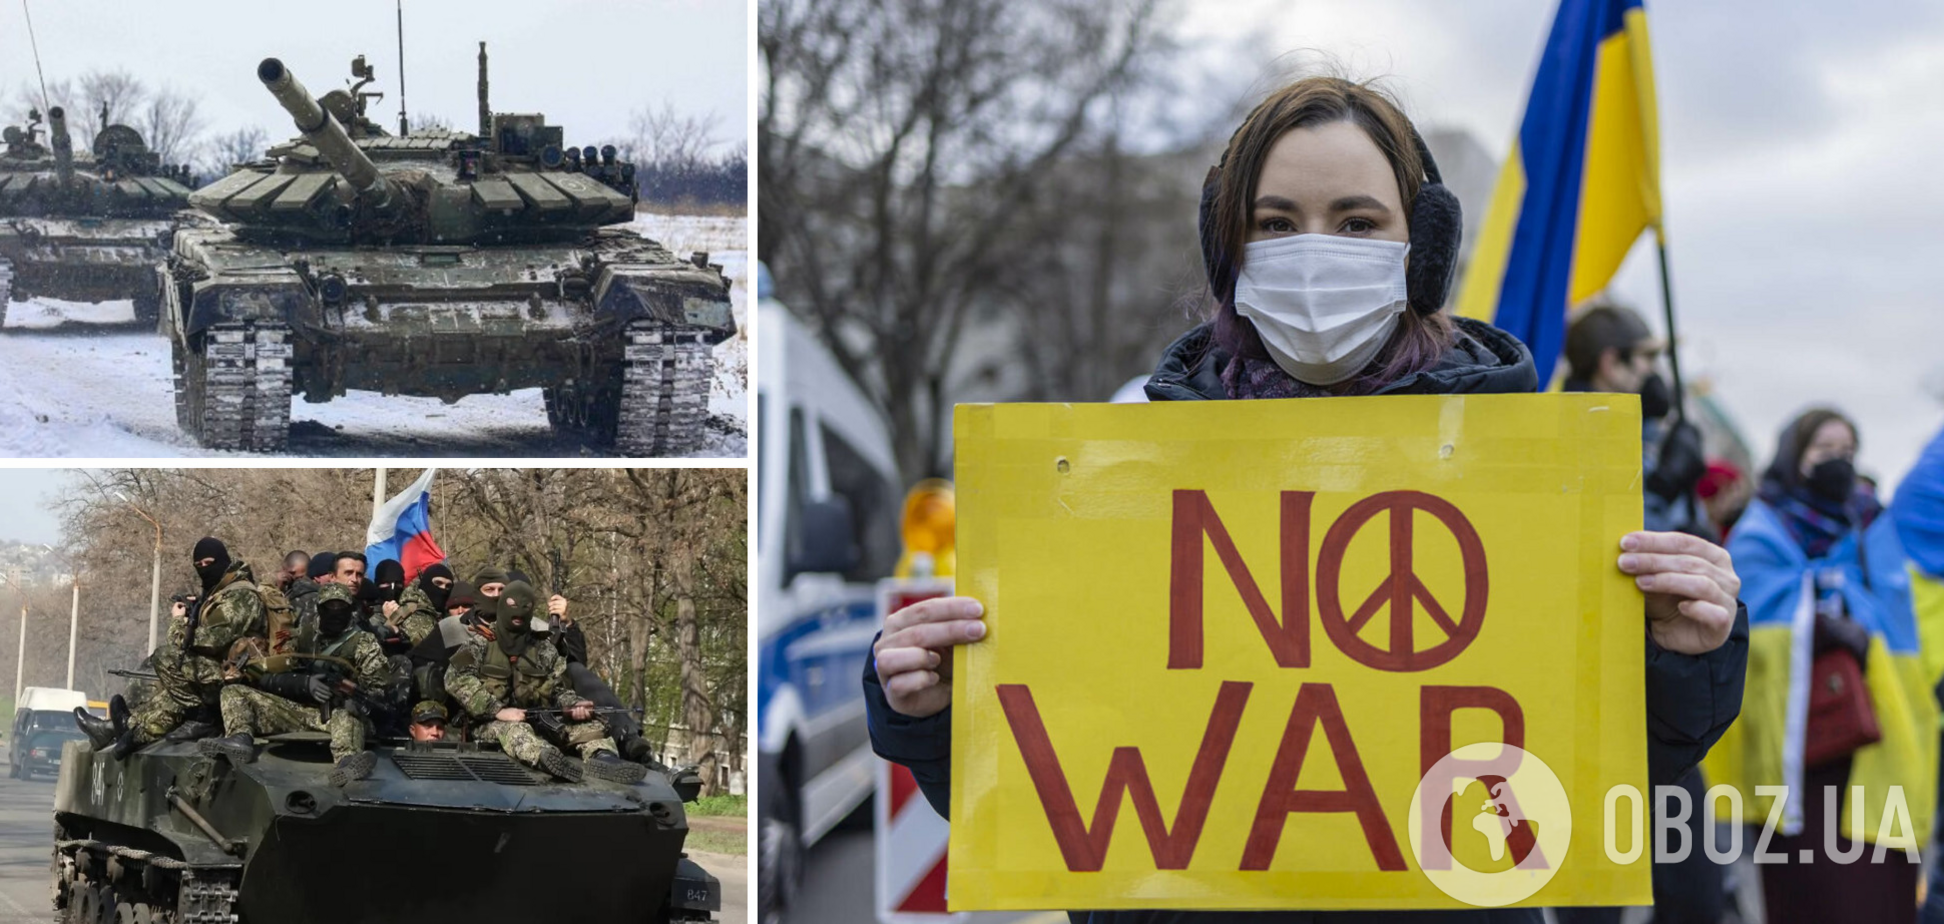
[0,0,748,152]
[1177,0,1944,493]
[0,469,78,545]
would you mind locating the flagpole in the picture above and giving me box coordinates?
[1655,231,1702,527]
[1653,232,1686,419]
[371,468,387,527]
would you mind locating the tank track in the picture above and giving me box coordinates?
[54,835,239,924]
[0,257,11,328]
[173,321,292,452]
[616,322,713,457]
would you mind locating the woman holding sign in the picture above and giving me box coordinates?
[867,76,1748,921]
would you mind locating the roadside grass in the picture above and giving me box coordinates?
[685,827,746,855]
[689,793,745,817]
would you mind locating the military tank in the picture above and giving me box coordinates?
[53,731,723,923]
[0,105,196,328]
[163,49,736,454]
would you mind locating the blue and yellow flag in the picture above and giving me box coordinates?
[1457,0,1662,384]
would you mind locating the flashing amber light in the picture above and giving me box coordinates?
[896,479,956,578]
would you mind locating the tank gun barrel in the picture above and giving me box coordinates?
[257,57,393,207]
[48,106,74,187]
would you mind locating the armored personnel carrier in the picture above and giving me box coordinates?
[0,106,196,327]
[53,732,722,923]
[164,49,736,454]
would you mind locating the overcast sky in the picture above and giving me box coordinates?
[1176,0,1944,494]
[0,0,747,153]
[0,469,78,546]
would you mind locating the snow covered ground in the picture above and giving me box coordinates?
[0,212,750,459]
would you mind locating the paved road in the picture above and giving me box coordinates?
[0,752,55,923]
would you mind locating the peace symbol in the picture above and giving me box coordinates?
[1315,490,1488,672]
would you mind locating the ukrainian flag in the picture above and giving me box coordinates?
[1457,0,1662,384]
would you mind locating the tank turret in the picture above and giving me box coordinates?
[256,58,397,212]
[47,106,74,187]
[163,45,737,455]
[0,101,194,326]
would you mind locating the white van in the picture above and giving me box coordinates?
[755,264,902,921]
[11,686,88,778]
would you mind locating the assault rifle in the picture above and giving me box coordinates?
[108,668,157,681]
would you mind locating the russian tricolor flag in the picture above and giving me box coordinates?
[365,468,447,582]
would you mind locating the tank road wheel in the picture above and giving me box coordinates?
[615,322,713,457]
[173,322,292,452]
[542,380,618,443]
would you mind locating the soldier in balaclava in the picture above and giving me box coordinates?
[82,538,267,758]
[200,584,391,786]
[390,563,452,647]
[443,581,644,784]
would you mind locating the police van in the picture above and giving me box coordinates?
[756,264,901,922]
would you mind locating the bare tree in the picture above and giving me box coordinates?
[135,87,205,165]
[77,71,144,138]
[37,468,747,791]
[409,112,453,132]
[8,72,206,166]
[760,0,1176,480]
[623,101,722,172]
[197,126,269,178]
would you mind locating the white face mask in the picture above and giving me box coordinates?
[1232,235,1410,386]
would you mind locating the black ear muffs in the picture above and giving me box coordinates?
[1197,125,1463,315]
[1404,129,1462,315]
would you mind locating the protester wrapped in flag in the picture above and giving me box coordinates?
[365,468,446,582]
[1457,0,1663,386]
[1705,411,1935,913]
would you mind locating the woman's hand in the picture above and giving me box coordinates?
[1617,531,1741,654]
[873,596,986,718]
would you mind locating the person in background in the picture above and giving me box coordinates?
[276,550,310,592]
[1707,408,1933,924]
[1697,460,1753,540]
[408,701,448,743]
[445,581,477,622]
[333,551,367,596]
[1562,302,1710,537]
[1889,424,1944,924]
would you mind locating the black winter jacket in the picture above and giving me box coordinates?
[863,319,1749,924]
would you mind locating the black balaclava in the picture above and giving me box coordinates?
[506,569,532,586]
[374,559,406,602]
[306,551,335,580]
[192,537,230,594]
[494,580,537,656]
[317,585,357,638]
[418,563,454,611]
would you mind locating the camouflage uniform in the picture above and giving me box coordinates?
[282,577,323,655]
[445,631,619,766]
[218,584,392,763]
[128,563,266,743]
[392,583,442,647]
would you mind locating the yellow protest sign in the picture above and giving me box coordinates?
[948,393,1650,911]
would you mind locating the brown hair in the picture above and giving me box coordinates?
[1206,76,1453,395]
[1764,407,1859,490]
